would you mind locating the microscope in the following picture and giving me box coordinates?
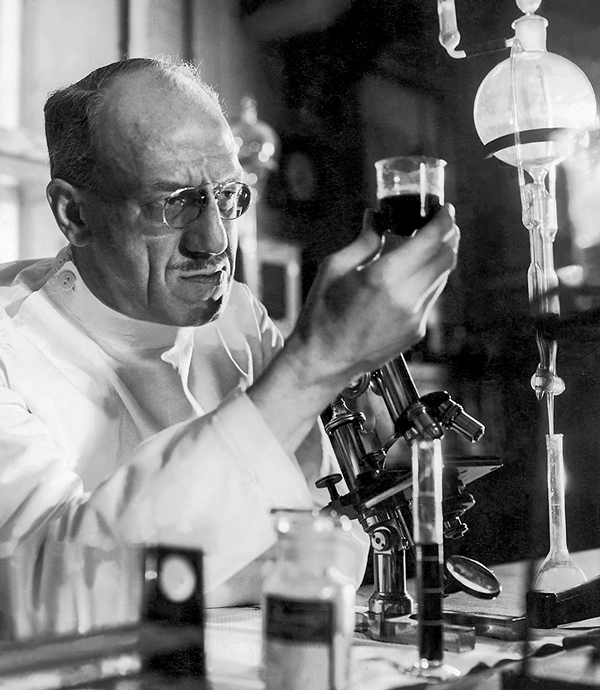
[317,350,502,648]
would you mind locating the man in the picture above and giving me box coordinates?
[0,57,458,625]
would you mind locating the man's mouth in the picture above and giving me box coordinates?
[178,267,228,299]
[181,270,222,282]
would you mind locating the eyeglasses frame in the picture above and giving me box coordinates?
[151,180,253,229]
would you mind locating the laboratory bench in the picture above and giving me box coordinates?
[2,550,600,690]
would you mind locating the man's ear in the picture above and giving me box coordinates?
[46,179,92,247]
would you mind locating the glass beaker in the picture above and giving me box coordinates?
[374,156,446,236]
[261,509,357,690]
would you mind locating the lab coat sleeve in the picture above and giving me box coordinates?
[0,375,370,639]
[87,386,317,590]
[0,281,369,630]
[240,285,371,585]
[0,378,316,590]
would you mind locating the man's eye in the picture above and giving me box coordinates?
[166,198,186,210]
[217,190,238,215]
[219,187,238,200]
[167,190,202,207]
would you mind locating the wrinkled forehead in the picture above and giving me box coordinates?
[94,70,240,193]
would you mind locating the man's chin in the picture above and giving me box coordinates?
[174,277,232,324]
[185,291,230,327]
[203,296,225,324]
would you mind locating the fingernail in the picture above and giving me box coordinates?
[442,224,459,244]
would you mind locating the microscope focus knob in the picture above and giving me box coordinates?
[315,473,343,501]
[442,475,475,539]
[370,527,391,551]
[444,516,469,539]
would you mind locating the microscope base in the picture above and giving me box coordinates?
[355,610,476,652]
[443,610,527,641]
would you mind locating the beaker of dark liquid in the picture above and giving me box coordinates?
[374,156,446,236]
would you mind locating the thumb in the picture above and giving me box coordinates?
[332,209,384,271]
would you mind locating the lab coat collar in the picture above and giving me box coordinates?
[46,247,195,352]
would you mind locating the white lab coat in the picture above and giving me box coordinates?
[0,247,364,636]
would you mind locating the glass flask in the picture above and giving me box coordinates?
[473,12,596,172]
[262,509,357,690]
[474,4,595,406]
[532,434,587,592]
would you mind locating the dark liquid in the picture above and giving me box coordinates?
[416,543,444,662]
[375,193,441,236]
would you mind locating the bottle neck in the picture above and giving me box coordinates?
[278,533,353,575]
[512,14,548,51]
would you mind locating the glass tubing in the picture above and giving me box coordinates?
[509,40,585,591]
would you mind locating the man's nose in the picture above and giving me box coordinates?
[179,200,229,256]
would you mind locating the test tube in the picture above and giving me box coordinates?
[409,437,460,681]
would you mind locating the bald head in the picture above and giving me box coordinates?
[44,57,224,193]
[89,67,236,201]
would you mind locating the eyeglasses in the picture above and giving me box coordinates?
[147,180,253,229]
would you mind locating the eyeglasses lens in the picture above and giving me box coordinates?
[164,189,206,228]
[216,182,250,219]
[164,183,252,228]
[216,183,252,220]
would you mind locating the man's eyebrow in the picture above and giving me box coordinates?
[146,177,243,193]
[147,180,190,192]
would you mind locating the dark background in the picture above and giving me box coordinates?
[239,0,600,567]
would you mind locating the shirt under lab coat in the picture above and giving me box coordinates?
[0,246,364,636]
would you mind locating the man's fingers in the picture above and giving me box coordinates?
[328,209,385,272]
[412,269,450,317]
[323,203,459,321]
[376,204,459,288]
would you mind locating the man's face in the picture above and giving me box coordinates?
[74,70,244,327]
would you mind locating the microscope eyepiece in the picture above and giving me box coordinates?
[421,391,485,443]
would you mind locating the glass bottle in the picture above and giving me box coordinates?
[262,509,356,690]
